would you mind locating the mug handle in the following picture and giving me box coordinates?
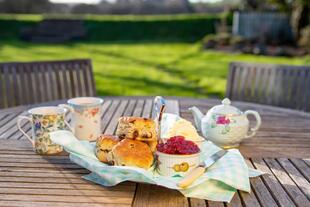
[244,110,261,138]
[58,104,75,133]
[17,116,34,146]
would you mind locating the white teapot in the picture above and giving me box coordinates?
[189,98,261,148]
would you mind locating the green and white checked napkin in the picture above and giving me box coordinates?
[50,129,262,203]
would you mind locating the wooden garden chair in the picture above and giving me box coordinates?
[0,59,96,108]
[226,62,310,112]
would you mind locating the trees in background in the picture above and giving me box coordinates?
[0,0,229,15]
[72,0,194,14]
[0,0,51,13]
[0,0,307,39]
[258,0,309,39]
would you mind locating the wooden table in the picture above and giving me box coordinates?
[0,97,309,207]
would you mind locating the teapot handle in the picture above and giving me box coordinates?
[244,110,261,138]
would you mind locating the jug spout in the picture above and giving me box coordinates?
[189,106,204,132]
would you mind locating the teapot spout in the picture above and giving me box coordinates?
[189,106,204,132]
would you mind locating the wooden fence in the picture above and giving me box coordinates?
[232,12,294,43]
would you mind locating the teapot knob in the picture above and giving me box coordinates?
[222,98,231,105]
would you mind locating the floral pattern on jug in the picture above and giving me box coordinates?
[59,97,103,141]
[72,107,101,140]
[210,114,237,134]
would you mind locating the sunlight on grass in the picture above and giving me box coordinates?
[0,40,309,98]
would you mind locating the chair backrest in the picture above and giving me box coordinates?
[226,62,310,112]
[0,59,96,108]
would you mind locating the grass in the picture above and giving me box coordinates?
[0,40,309,98]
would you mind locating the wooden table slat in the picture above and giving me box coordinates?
[290,158,310,182]
[0,113,28,139]
[277,158,310,200]
[141,99,153,118]
[238,190,261,207]
[0,113,21,133]
[0,188,134,197]
[226,193,243,207]
[123,99,137,117]
[132,99,144,117]
[0,114,15,127]
[207,200,225,207]
[133,184,189,207]
[101,99,121,133]
[101,99,113,119]
[0,194,133,204]
[104,99,128,134]
[251,157,296,207]
[189,198,207,207]
[245,160,278,207]
[0,201,131,207]
[302,158,310,167]
[264,158,310,206]
[0,181,135,191]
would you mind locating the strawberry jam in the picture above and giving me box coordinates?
[157,136,200,155]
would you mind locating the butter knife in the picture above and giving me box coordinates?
[177,149,227,188]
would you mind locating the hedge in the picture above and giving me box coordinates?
[0,14,220,42]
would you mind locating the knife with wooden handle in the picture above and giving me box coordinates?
[177,149,227,188]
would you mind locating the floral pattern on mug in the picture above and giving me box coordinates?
[32,114,66,154]
[34,121,41,130]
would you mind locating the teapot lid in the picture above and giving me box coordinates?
[208,98,242,116]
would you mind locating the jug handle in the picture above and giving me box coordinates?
[244,110,261,138]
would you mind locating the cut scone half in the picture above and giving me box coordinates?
[95,134,119,165]
[116,117,157,140]
[112,139,154,170]
[116,116,158,151]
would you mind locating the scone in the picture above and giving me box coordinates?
[95,134,119,164]
[112,139,154,169]
[116,117,157,151]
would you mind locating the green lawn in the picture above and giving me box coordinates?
[1,40,309,98]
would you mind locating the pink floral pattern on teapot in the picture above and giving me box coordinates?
[210,115,237,134]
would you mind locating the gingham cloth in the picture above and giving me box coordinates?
[50,129,262,203]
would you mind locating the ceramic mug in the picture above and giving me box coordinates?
[17,106,71,155]
[59,97,103,141]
